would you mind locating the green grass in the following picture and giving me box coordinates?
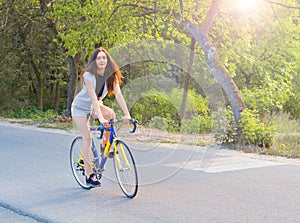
[267,134,300,158]
[2,107,73,131]
[269,112,300,133]
[264,112,300,158]
[241,112,300,158]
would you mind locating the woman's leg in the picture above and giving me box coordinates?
[100,105,115,120]
[72,116,93,178]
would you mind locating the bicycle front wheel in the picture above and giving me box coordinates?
[70,136,91,190]
[113,140,138,198]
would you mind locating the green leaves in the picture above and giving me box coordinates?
[130,88,210,133]
[213,0,299,117]
[240,108,276,148]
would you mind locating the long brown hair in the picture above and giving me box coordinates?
[81,47,123,96]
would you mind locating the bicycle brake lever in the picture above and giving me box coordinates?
[98,123,104,139]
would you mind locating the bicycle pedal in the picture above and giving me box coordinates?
[78,159,84,166]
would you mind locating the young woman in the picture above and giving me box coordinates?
[71,47,131,187]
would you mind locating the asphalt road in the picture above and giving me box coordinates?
[0,121,299,223]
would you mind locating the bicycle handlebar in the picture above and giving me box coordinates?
[97,119,138,139]
[115,119,138,133]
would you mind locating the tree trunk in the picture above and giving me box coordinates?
[29,56,43,111]
[54,80,60,112]
[183,21,246,127]
[180,37,195,120]
[176,0,246,133]
[65,53,81,116]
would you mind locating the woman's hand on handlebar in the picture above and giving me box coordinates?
[99,118,108,125]
[122,114,131,122]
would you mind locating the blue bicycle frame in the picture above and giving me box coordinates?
[90,119,137,171]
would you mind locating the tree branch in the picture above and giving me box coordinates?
[265,0,300,9]
[39,0,68,53]
[109,3,158,20]
[202,0,221,37]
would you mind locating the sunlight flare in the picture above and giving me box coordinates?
[233,0,259,11]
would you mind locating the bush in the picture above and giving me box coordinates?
[4,107,56,121]
[130,92,180,132]
[214,108,238,144]
[215,108,276,148]
[130,88,211,133]
[239,109,276,148]
[181,115,212,134]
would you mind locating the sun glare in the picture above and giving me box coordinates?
[233,0,258,12]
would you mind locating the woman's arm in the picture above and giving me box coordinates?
[114,83,131,120]
[84,78,107,124]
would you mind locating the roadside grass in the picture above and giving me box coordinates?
[267,113,300,158]
[240,113,300,158]
[269,134,300,158]
[2,107,73,131]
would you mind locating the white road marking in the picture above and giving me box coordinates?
[166,157,286,173]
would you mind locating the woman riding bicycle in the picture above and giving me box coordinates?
[71,47,131,187]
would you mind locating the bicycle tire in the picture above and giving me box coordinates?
[70,136,91,190]
[113,140,138,198]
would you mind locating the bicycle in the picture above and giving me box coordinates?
[70,118,138,198]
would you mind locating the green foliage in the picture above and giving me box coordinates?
[130,88,211,133]
[215,0,299,117]
[239,108,276,148]
[284,71,300,119]
[0,0,299,159]
[270,134,300,158]
[0,0,69,113]
[215,108,277,148]
[268,112,300,133]
[50,0,143,57]
[241,71,294,116]
[130,92,180,131]
[214,108,238,144]
[4,107,56,121]
[148,116,168,131]
[181,115,212,134]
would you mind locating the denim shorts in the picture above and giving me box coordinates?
[71,104,90,117]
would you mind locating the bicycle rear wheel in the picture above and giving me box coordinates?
[113,140,138,198]
[70,136,91,190]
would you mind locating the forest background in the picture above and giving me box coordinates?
[0,0,299,158]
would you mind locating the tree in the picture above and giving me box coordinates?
[0,0,68,112]
[110,0,299,137]
[180,37,195,120]
[1,0,298,132]
[212,0,299,118]
[177,0,247,129]
[112,0,246,133]
[38,0,143,115]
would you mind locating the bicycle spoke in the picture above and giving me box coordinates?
[113,140,138,198]
[70,137,91,189]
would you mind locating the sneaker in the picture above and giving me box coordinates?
[86,174,101,188]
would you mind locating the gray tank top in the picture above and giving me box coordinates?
[72,71,108,111]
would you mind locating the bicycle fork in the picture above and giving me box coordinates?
[83,136,131,179]
[114,141,131,171]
